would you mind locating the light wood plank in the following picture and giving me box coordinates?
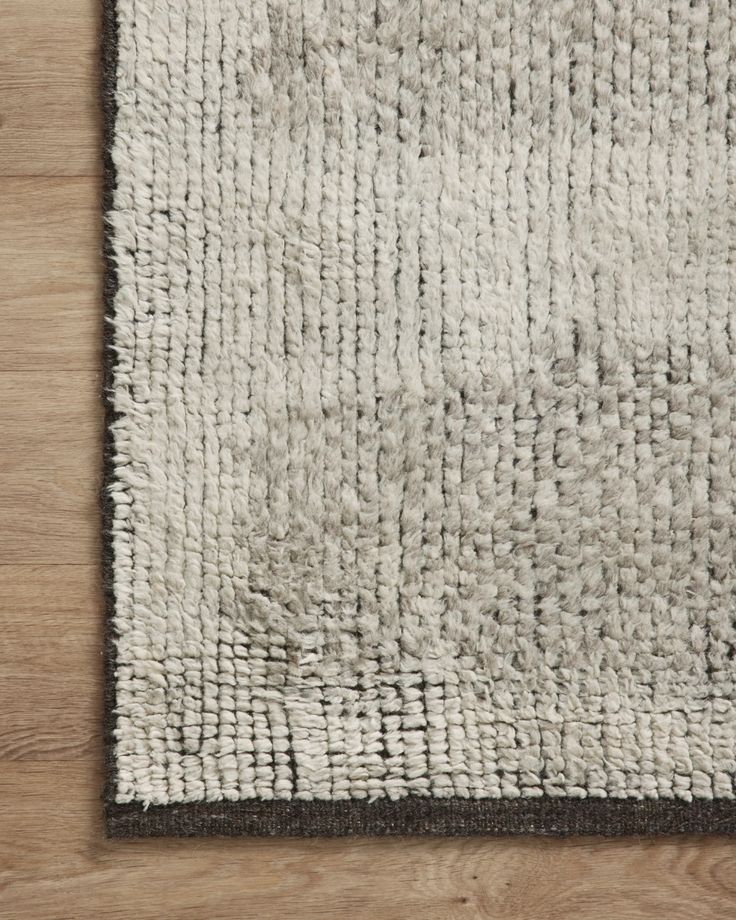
[0,177,101,371]
[0,372,99,564]
[0,0,100,177]
[0,566,99,760]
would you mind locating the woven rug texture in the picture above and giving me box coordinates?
[104,0,736,836]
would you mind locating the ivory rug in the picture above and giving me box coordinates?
[103,0,736,836]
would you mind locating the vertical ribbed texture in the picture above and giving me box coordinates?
[107,0,736,816]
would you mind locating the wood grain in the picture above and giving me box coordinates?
[1,567,100,760]
[0,0,100,177]
[0,1,735,917]
[0,178,102,371]
[0,372,99,564]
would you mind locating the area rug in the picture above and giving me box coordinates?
[102,0,736,837]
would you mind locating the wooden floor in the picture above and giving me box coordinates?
[2,1,736,917]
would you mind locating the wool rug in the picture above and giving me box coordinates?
[103,0,736,837]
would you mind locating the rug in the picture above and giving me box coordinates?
[103,0,736,837]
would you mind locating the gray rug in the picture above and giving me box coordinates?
[103,0,736,836]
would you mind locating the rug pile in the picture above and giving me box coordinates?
[104,0,736,836]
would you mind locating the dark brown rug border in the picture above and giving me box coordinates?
[101,0,736,839]
[106,797,736,839]
[101,0,123,817]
